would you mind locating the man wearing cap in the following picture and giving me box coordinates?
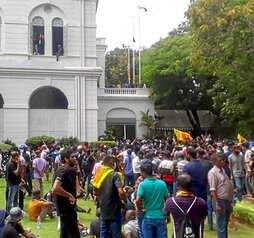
[2,207,35,238]
[32,150,46,196]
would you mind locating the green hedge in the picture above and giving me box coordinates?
[233,202,254,226]
[25,136,56,150]
[90,141,117,149]
[56,136,80,147]
[0,143,12,153]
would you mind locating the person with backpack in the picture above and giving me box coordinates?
[81,150,95,189]
[164,173,207,238]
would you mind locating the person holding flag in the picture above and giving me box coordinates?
[174,128,193,141]
[237,134,247,143]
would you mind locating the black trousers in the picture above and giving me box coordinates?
[60,212,80,238]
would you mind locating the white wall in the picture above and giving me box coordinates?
[29,109,68,138]
[98,93,154,139]
[0,108,3,141]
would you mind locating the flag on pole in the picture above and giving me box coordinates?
[139,6,148,12]
[133,37,136,43]
[174,128,193,141]
[237,134,247,143]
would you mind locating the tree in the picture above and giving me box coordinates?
[139,110,158,139]
[188,0,254,137]
[105,47,139,86]
[142,33,216,136]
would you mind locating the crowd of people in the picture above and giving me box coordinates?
[105,83,147,89]
[0,136,254,238]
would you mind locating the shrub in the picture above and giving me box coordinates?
[90,141,117,149]
[0,144,12,173]
[0,143,12,153]
[25,136,56,150]
[233,202,254,226]
[56,136,80,147]
[2,138,16,146]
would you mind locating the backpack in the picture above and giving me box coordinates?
[81,156,93,172]
[172,197,197,238]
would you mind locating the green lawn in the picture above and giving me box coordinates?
[0,177,254,237]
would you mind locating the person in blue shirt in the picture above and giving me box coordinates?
[183,148,208,201]
[136,163,169,238]
[123,149,135,186]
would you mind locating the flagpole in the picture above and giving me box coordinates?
[127,45,131,84]
[132,16,135,84]
[138,6,147,85]
[138,6,141,85]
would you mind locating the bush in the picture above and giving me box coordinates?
[56,136,80,147]
[233,202,254,226]
[2,138,16,146]
[0,143,12,153]
[25,136,56,150]
[0,144,12,173]
[90,141,117,149]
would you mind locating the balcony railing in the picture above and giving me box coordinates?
[98,88,150,96]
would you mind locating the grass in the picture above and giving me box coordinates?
[0,177,254,237]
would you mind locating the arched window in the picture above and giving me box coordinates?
[0,93,3,108]
[29,87,68,109]
[52,17,63,56]
[32,17,45,55]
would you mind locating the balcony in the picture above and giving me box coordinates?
[98,88,150,97]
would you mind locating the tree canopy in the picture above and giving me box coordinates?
[188,0,254,137]
[105,47,138,86]
[142,32,216,136]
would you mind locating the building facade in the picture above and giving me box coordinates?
[0,0,154,145]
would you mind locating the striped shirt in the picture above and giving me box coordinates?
[164,196,207,238]
[134,173,160,188]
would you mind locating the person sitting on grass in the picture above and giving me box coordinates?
[2,207,36,238]
[124,210,139,238]
[28,190,54,221]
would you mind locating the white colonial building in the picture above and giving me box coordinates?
[0,0,154,145]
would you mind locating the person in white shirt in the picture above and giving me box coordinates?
[242,142,252,197]
[41,145,50,182]
[132,151,144,181]
[158,151,174,195]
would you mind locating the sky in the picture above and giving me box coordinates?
[96,0,190,51]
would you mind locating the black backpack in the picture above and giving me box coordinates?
[81,156,94,172]
[172,197,197,238]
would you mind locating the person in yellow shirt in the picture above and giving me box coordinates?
[28,190,54,221]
